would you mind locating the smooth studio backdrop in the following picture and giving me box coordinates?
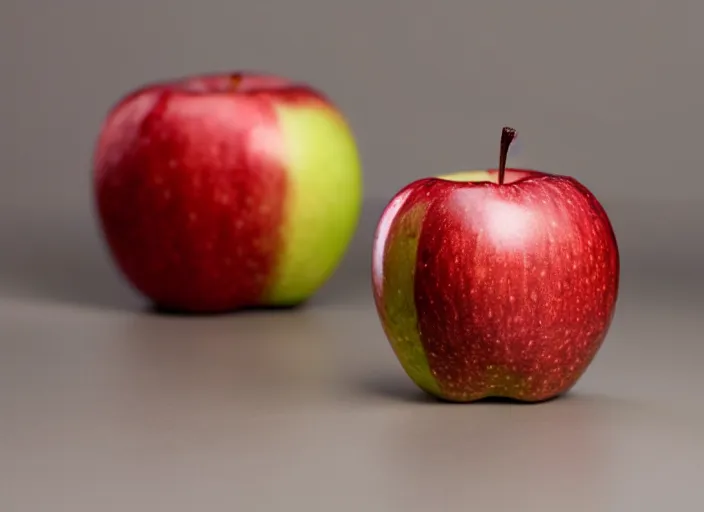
[5,0,704,204]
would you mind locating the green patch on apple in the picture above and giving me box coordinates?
[268,104,363,306]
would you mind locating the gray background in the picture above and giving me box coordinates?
[2,1,703,510]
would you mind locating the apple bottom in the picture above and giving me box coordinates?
[95,181,291,314]
[409,353,603,404]
[384,326,608,404]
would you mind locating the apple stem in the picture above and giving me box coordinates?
[498,126,517,185]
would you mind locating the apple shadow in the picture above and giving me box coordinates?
[0,199,388,313]
[357,372,565,405]
[146,301,306,317]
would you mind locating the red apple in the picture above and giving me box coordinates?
[93,72,362,313]
[372,127,620,402]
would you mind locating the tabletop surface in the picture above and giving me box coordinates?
[2,197,703,512]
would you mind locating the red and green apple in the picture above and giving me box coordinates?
[372,127,620,402]
[93,71,362,313]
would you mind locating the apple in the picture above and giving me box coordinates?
[372,127,619,402]
[93,71,363,313]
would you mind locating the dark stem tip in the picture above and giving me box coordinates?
[501,126,517,146]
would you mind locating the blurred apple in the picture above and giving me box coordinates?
[93,72,362,313]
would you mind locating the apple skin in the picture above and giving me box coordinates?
[372,169,619,402]
[93,72,362,313]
